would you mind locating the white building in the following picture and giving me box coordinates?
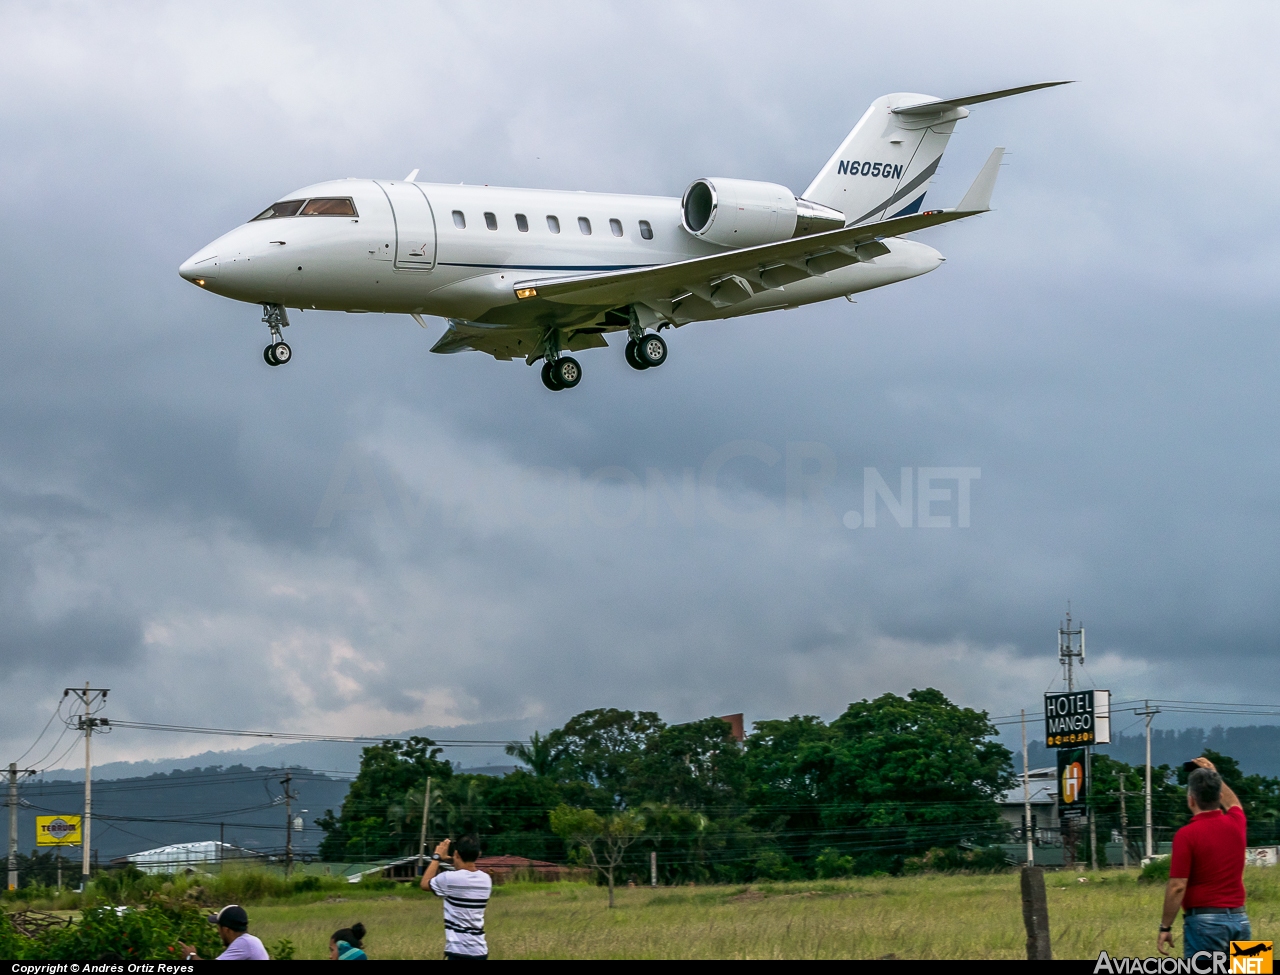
[112,841,261,874]
[997,767,1060,845]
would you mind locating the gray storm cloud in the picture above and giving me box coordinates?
[0,1,1277,765]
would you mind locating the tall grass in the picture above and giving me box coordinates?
[7,867,1277,959]
[242,867,1280,960]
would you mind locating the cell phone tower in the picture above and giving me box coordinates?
[1059,605,1084,692]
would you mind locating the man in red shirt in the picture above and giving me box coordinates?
[1157,756,1251,957]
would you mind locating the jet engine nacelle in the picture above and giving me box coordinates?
[681,177,845,247]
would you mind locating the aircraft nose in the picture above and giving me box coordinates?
[179,245,218,287]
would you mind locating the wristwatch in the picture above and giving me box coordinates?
[429,853,442,861]
[1159,925,1172,933]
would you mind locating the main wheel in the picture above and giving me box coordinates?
[554,356,582,388]
[625,339,649,370]
[270,341,292,364]
[637,333,667,367]
[541,360,563,390]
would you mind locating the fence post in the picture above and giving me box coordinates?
[1021,864,1052,960]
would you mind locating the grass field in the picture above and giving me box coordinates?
[242,868,1280,960]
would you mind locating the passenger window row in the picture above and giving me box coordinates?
[451,210,653,240]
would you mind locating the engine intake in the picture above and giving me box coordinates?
[681,178,844,247]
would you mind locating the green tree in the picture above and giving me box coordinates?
[505,730,568,778]
[316,737,452,861]
[745,689,1013,873]
[550,804,645,907]
[628,716,748,809]
[548,708,663,799]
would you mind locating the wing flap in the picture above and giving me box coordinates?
[515,206,977,309]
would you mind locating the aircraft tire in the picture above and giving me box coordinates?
[554,356,582,389]
[637,333,667,367]
[541,360,563,390]
[625,339,649,370]
[271,341,292,365]
[264,345,278,366]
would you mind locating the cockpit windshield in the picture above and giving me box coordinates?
[252,200,305,220]
[251,197,358,221]
[301,198,357,215]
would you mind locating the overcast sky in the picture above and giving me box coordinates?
[2,1,1278,769]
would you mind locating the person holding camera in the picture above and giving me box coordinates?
[1157,756,1250,957]
[420,834,491,960]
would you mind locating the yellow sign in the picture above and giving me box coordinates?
[35,815,82,846]
[1231,942,1273,975]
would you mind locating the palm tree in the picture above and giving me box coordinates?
[506,731,566,778]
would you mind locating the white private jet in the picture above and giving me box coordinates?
[180,82,1068,390]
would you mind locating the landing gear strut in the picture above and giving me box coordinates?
[261,303,292,367]
[536,328,582,391]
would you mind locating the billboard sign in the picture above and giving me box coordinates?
[1044,689,1110,748]
[1057,747,1089,819]
[36,815,82,846]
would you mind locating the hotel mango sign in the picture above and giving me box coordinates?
[36,815,81,846]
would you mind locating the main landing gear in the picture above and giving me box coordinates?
[541,356,582,390]
[261,303,292,367]
[625,333,667,370]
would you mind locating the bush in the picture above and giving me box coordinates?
[754,850,802,881]
[2,904,223,961]
[814,848,855,879]
[903,846,1011,875]
[1140,856,1171,883]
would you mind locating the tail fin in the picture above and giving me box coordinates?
[802,82,1070,226]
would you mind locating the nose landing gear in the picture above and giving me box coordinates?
[261,303,292,367]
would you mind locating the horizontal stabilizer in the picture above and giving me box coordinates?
[956,147,1005,213]
[892,81,1073,116]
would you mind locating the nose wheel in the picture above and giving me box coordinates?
[264,342,292,366]
[541,356,581,390]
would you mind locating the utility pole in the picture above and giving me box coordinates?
[1117,770,1130,869]
[1138,701,1160,859]
[7,764,35,891]
[280,772,297,878]
[1022,709,1033,865]
[650,850,657,888]
[1086,748,1098,871]
[417,776,432,874]
[65,685,108,889]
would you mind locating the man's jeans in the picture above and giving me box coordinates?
[1183,911,1251,957]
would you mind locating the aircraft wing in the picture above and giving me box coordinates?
[510,149,1005,314]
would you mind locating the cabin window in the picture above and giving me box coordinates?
[515,213,529,232]
[609,218,623,237]
[578,217,592,235]
[452,210,466,229]
[546,215,560,233]
[639,220,654,240]
[484,211,498,231]
[251,200,305,221]
[300,197,358,216]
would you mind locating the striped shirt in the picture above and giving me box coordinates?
[429,866,492,957]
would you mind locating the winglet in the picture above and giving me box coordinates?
[956,147,1005,213]
[892,81,1074,116]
